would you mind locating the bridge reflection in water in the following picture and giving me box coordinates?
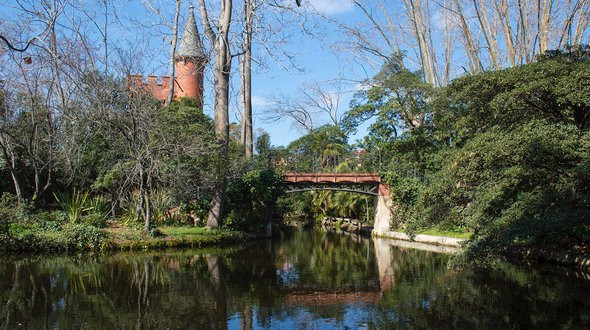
[2,228,587,329]
[278,230,459,307]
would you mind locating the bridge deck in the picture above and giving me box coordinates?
[284,172,381,183]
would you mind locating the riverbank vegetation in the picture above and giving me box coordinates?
[278,47,590,263]
[1,0,589,267]
[0,88,282,252]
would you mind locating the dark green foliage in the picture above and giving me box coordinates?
[224,169,284,231]
[342,47,590,262]
[536,44,590,63]
[38,219,62,232]
[255,132,273,168]
[276,193,314,220]
[0,193,32,238]
[63,224,105,250]
[149,227,164,238]
[435,52,590,142]
[36,211,67,232]
[0,193,19,237]
[343,54,433,143]
[154,98,218,198]
[418,121,589,244]
[82,213,108,228]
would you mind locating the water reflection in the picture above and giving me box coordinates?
[0,228,589,329]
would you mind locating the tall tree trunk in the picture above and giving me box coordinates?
[573,1,589,45]
[240,0,254,159]
[144,191,151,232]
[0,136,22,203]
[103,0,109,74]
[455,0,484,73]
[405,0,437,86]
[199,0,233,228]
[474,0,500,69]
[537,0,553,53]
[495,0,517,66]
[165,0,182,106]
[443,0,453,84]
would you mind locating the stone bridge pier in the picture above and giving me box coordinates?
[373,183,393,235]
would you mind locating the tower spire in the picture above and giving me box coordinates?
[177,6,206,61]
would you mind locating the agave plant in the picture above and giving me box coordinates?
[54,190,91,224]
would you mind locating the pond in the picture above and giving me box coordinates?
[1,227,589,329]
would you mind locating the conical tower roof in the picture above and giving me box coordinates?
[177,6,207,60]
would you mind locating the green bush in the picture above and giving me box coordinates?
[149,227,164,238]
[63,224,105,250]
[414,121,590,261]
[34,211,68,232]
[82,212,108,228]
[38,220,62,232]
[223,209,247,231]
[0,193,30,237]
[224,169,284,231]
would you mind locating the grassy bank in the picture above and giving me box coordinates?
[0,223,251,254]
[105,226,251,251]
[417,228,473,240]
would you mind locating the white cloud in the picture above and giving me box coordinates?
[311,0,354,16]
[252,95,273,107]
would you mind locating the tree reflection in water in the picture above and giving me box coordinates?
[0,228,589,329]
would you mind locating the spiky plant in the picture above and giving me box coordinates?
[54,190,91,224]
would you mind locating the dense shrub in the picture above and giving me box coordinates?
[0,193,32,237]
[338,48,590,263]
[63,224,105,250]
[224,169,284,231]
[419,121,589,260]
[82,212,108,228]
[38,220,63,232]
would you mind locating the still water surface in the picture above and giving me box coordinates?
[1,228,590,329]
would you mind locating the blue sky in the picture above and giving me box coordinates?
[119,0,374,148]
[1,0,364,147]
[234,1,372,147]
[5,0,585,148]
[249,1,384,147]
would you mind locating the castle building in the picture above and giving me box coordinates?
[129,6,207,107]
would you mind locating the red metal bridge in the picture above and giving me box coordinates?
[283,172,389,196]
[283,172,393,233]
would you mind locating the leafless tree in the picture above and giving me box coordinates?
[265,79,346,133]
[0,0,91,202]
[235,0,316,158]
[310,0,589,87]
[140,0,183,106]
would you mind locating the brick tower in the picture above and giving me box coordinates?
[174,6,207,105]
[129,6,207,107]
